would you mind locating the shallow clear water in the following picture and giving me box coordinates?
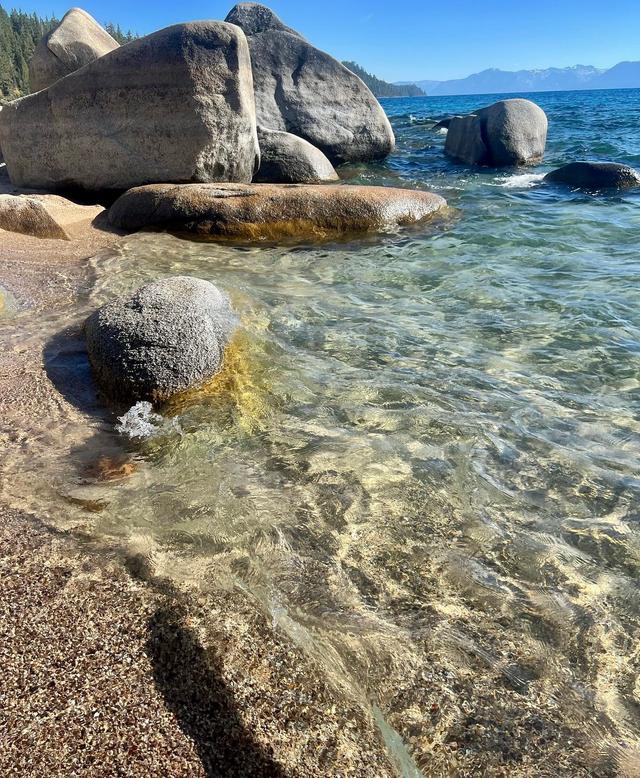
[2,89,640,774]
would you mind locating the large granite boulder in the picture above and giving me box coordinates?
[544,162,640,190]
[0,22,259,192]
[29,7,119,93]
[254,127,338,183]
[85,277,238,404]
[446,99,547,167]
[107,183,446,239]
[224,3,394,165]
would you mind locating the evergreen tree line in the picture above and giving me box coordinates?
[0,4,137,102]
[342,61,426,98]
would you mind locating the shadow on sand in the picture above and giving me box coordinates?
[146,602,287,778]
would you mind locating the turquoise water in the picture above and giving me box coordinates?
[2,89,640,774]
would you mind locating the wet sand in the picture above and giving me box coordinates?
[0,224,396,776]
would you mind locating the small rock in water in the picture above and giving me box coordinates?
[86,277,238,404]
[543,161,640,190]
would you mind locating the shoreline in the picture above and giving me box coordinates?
[0,226,397,777]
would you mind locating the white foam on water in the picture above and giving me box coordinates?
[437,127,448,135]
[116,401,165,439]
[496,172,545,189]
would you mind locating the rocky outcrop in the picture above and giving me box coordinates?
[544,162,640,190]
[0,22,259,192]
[224,3,394,165]
[254,127,338,183]
[0,193,103,239]
[85,277,238,404]
[107,182,446,239]
[445,99,547,167]
[29,8,119,93]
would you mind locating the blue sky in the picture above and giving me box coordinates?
[12,0,640,81]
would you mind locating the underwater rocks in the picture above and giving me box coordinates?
[445,98,548,167]
[29,7,119,92]
[85,276,237,404]
[1,22,259,191]
[225,3,395,164]
[107,182,446,239]
[254,127,338,184]
[544,161,640,189]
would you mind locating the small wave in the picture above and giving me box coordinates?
[116,401,166,439]
[436,127,448,135]
[497,172,545,189]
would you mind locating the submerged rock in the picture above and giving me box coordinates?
[107,182,446,239]
[85,277,237,404]
[446,99,548,167]
[29,7,119,93]
[544,161,640,190]
[225,3,394,164]
[0,22,259,191]
[254,127,338,183]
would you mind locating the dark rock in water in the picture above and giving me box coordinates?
[0,22,259,191]
[254,127,338,183]
[29,7,119,93]
[224,3,394,164]
[85,277,237,404]
[107,182,446,239]
[544,162,640,190]
[445,99,547,167]
[444,115,487,166]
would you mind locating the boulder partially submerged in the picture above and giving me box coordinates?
[254,127,338,183]
[445,99,548,167]
[107,183,446,239]
[225,3,394,164]
[0,22,259,191]
[29,7,119,93]
[85,277,237,404]
[544,162,640,190]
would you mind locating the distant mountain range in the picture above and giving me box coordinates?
[398,62,640,96]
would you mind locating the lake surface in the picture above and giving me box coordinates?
[2,89,640,775]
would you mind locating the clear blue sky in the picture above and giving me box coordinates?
[11,0,640,81]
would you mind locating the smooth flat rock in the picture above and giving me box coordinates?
[107,183,447,239]
[445,99,547,167]
[254,127,338,183]
[29,7,119,93]
[225,3,394,165]
[544,162,640,190]
[1,22,259,192]
[85,276,238,404]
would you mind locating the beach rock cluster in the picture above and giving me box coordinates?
[0,3,394,192]
[445,98,548,167]
[85,277,238,403]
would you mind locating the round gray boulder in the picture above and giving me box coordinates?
[224,3,394,165]
[254,127,338,183]
[85,277,238,404]
[544,162,640,190]
[477,99,548,166]
[29,8,120,93]
[445,99,547,167]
